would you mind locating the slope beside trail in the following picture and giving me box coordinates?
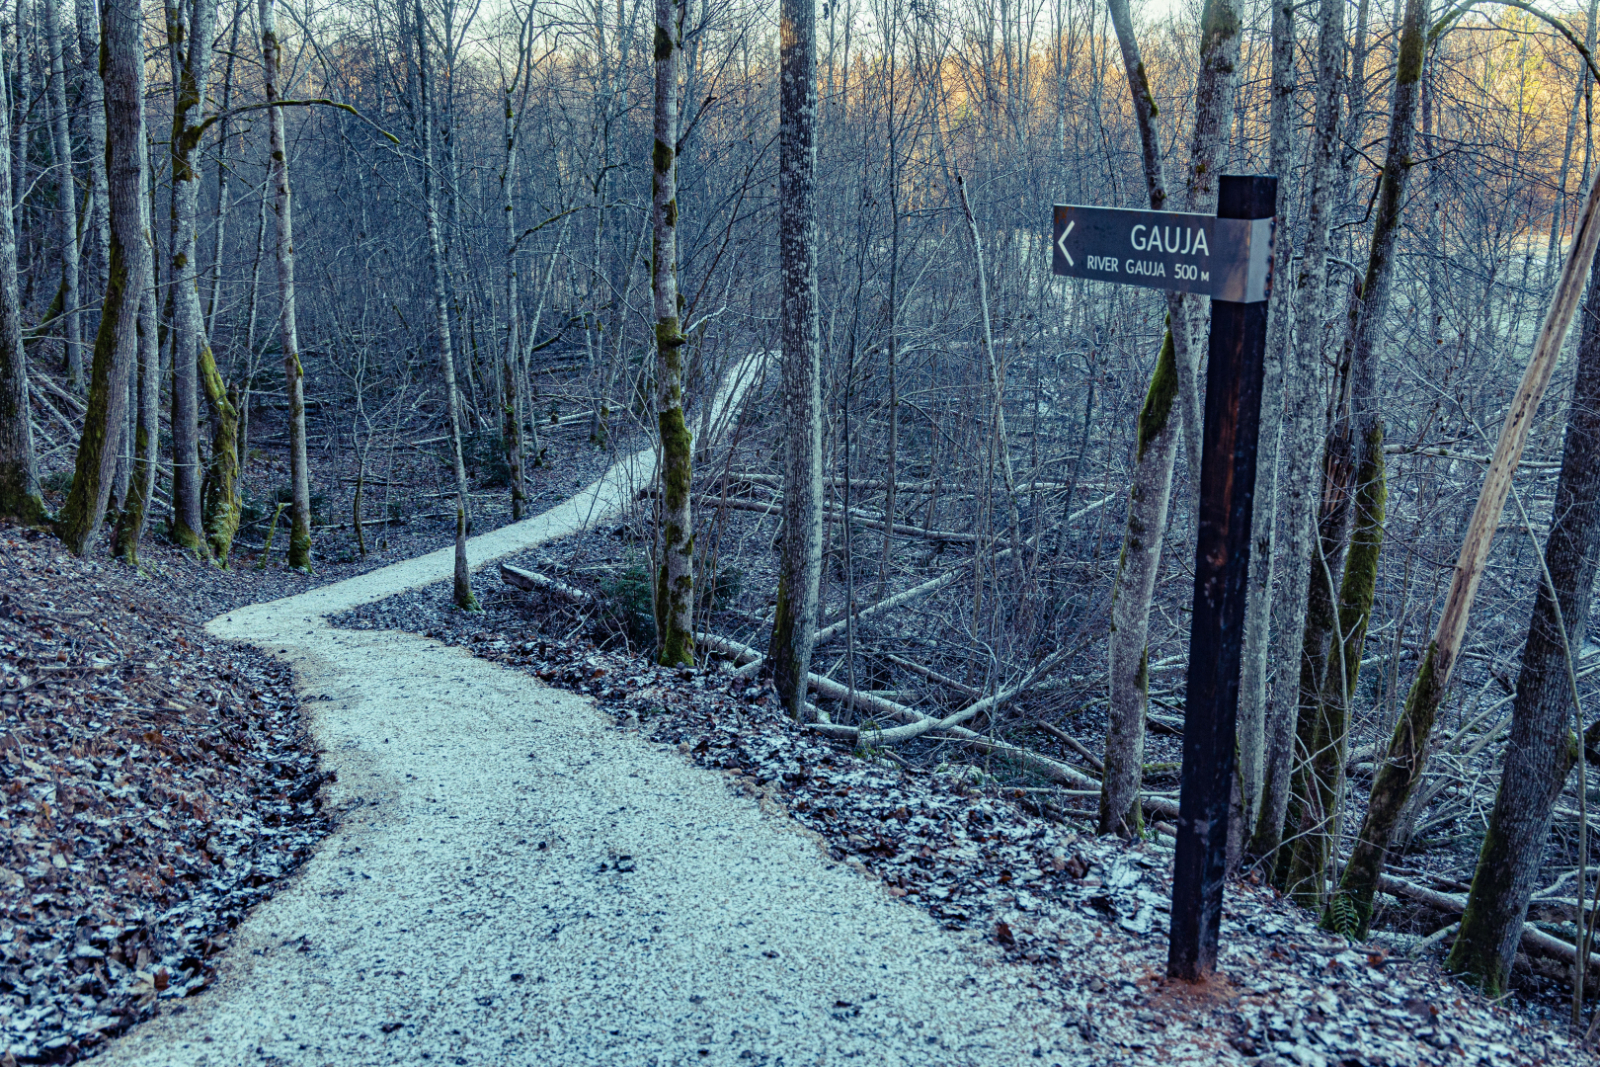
[100,371,1085,1067]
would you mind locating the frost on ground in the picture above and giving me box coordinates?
[338,566,1592,1067]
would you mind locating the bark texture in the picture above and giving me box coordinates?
[165,0,219,554]
[500,60,526,521]
[1101,327,1180,837]
[1233,0,1297,862]
[768,0,822,719]
[56,0,145,555]
[43,0,81,389]
[113,267,159,564]
[414,0,476,610]
[652,0,693,666]
[1099,0,1240,840]
[1252,0,1344,862]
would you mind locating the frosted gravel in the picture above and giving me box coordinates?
[101,370,1086,1066]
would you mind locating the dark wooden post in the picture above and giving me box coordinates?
[1168,174,1277,981]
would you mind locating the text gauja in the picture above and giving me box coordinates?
[1130,223,1209,257]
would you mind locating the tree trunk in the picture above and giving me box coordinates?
[1251,0,1344,862]
[56,0,145,555]
[1282,0,1427,913]
[204,1,240,339]
[414,0,476,611]
[1447,251,1600,996]
[260,0,312,572]
[43,0,81,390]
[1233,0,1297,866]
[652,0,693,667]
[499,59,526,520]
[10,0,28,246]
[74,0,109,302]
[1099,0,1240,839]
[113,257,159,564]
[0,26,40,524]
[1338,116,1600,940]
[1101,327,1181,838]
[164,0,217,555]
[768,0,822,720]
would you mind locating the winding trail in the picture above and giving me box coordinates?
[102,364,1083,1066]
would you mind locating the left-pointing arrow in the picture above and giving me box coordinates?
[1057,219,1075,267]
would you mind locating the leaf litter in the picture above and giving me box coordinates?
[0,524,330,1064]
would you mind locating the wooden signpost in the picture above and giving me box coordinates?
[1053,175,1278,980]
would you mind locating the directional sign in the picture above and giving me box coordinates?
[1052,204,1274,304]
[1048,176,1281,982]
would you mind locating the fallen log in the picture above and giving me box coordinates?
[1376,873,1598,973]
[500,563,596,605]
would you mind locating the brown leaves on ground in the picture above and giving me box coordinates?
[0,523,329,1062]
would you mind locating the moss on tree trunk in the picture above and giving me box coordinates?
[200,351,241,564]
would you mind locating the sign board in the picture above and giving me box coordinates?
[1051,204,1274,304]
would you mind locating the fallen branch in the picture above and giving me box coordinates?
[1377,873,1598,972]
[884,654,982,700]
[501,563,596,605]
[807,647,1069,746]
[694,493,982,544]
[815,567,969,646]
[1034,721,1105,773]
[694,632,1178,818]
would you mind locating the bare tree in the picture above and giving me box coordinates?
[1447,248,1600,996]
[261,0,313,572]
[42,0,80,389]
[56,0,146,554]
[652,0,693,666]
[0,25,39,523]
[769,0,823,720]
[415,0,478,610]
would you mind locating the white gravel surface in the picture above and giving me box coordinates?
[101,369,1087,1067]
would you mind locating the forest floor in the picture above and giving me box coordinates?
[14,358,1593,1066]
[67,463,1582,1066]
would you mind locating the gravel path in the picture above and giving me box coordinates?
[101,368,1085,1067]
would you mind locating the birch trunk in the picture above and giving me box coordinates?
[43,0,80,389]
[768,0,823,720]
[652,0,693,666]
[1336,151,1600,938]
[260,0,312,572]
[0,27,39,524]
[1251,0,1344,861]
[1447,249,1600,996]
[415,0,476,611]
[56,0,145,555]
